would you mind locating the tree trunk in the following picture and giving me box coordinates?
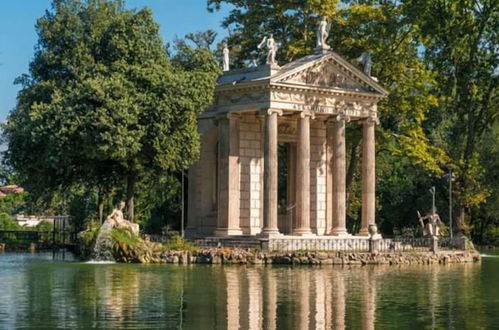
[127,174,136,222]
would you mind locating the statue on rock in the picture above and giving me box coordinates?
[315,16,332,52]
[418,207,443,237]
[107,201,140,235]
[258,34,278,66]
[356,52,373,76]
[222,43,230,71]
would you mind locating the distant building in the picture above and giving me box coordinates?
[14,215,54,228]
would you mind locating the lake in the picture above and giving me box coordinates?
[0,250,498,329]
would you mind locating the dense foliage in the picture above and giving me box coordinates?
[3,0,220,228]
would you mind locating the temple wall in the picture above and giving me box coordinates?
[187,119,218,236]
[238,114,263,235]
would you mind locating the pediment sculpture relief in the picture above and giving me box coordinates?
[281,60,371,92]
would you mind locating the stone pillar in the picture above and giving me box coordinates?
[331,115,348,236]
[359,118,376,236]
[293,111,314,236]
[215,114,243,236]
[260,109,282,237]
[326,122,334,236]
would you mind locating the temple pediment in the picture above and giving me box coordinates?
[271,52,388,96]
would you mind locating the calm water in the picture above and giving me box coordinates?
[0,251,498,329]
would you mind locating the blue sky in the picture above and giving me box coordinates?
[0,0,230,121]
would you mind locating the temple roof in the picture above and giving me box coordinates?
[217,51,388,97]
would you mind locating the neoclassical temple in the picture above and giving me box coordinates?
[186,47,388,238]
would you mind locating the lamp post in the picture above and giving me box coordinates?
[429,186,436,213]
[444,171,455,239]
[181,170,185,238]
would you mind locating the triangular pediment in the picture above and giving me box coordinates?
[271,52,388,96]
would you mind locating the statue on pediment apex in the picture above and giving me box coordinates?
[316,16,332,52]
[356,52,372,76]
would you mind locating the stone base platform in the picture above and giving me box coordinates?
[161,248,481,265]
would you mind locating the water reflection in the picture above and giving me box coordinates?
[0,252,495,329]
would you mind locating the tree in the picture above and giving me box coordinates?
[408,0,499,234]
[3,0,220,223]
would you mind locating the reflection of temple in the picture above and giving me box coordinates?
[187,50,388,239]
[221,267,377,330]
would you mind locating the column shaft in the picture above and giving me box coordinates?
[216,115,242,236]
[293,113,313,236]
[331,117,348,236]
[261,110,280,236]
[326,122,334,235]
[359,119,376,236]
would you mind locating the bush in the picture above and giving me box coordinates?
[0,213,22,230]
[163,233,198,252]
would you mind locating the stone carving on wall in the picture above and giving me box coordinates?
[217,91,268,107]
[278,122,297,135]
[283,60,369,92]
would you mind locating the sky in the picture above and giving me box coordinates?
[0,0,231,121]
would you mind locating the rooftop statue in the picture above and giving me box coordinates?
[258,34,278,66]
[222,43,230,71]
[316,16,332,52]
[356,52,372,76]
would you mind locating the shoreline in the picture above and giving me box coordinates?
[156,249,481,265]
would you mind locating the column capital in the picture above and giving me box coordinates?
[260,108,283,116]
[360,116,380,125]
[297,110,315,119]
[327,113,350,124]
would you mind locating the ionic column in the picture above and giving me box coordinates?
[359,117,376,236]
[260,109,282,237]
[331,115,348,236]
[215,114,243,236]
[293,111,314,236]
[326,121,334,236]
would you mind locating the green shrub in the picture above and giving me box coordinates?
[163,233,198,252]
[0,213,22,230]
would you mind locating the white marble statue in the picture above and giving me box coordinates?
[258,34,278,66]
[222,43,230,71]
[316,16,331,51]
[356,52,372,76]
[106,201,139,235]
[418,208,442,237]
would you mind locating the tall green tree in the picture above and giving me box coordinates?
[408,0,499,234]
[3,0,220,222]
